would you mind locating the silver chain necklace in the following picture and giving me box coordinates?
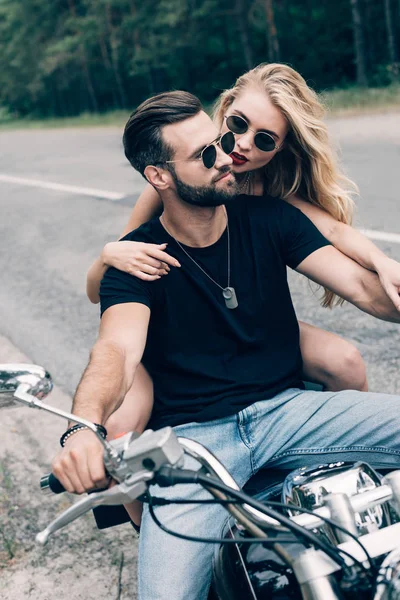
[239,171,251,194]
[160,209,238,309]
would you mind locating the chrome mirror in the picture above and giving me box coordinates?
[0,363,120,465]
[0,363,53,407]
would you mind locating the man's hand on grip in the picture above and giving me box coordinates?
[52,429,109,494]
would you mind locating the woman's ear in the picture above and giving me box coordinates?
[277,131,290,153]
[144,165,172,190]
[276,138,286,153]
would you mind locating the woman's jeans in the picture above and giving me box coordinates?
[138,388,400,599]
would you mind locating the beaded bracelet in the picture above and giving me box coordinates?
[60,423,107,447]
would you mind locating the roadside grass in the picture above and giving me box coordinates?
[0,109,131,130]
[0,459,19,566]
[321,83,400,117]
[1,84,399,130]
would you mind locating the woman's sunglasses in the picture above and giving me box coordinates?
[166,131,235,170]
[225,115,281,152]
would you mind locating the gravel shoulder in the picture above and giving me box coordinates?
[0,335,138,600]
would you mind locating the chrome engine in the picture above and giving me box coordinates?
[374,546,400,599]
[282,461,394,544]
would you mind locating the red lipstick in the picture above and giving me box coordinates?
[230,152,248,166]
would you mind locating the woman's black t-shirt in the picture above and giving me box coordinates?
[100,195,330,429]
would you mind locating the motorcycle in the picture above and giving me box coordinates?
[1,362,400,600]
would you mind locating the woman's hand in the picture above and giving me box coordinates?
[102,241,180,281]
[376,257,400,311]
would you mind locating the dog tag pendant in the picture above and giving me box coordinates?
[222,287,238,309]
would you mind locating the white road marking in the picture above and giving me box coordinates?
[358,229,400,244]
[1,173,400,244]
[0,173,125,201]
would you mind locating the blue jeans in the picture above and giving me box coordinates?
[138,388,400,599]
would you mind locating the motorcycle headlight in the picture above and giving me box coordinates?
[282,461,393,544]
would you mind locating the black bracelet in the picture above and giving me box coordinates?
[60,423,108,447]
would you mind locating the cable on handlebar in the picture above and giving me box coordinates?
[196,472,376,578]
[147,494,301,546]
[148,494,372,596]
[149,491,372,581]
[152,468,351,572]
[150,494,373,566]
[263,499,375,582]
[150,498,246,505]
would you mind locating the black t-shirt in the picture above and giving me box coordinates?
[100,195,330,429]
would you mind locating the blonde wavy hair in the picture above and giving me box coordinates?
[213,63,358,308]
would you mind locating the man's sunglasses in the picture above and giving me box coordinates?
[225,115,281,152]
[166,131,235,170]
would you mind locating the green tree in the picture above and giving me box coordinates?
[0,0,397,118]
[350,0,368,86]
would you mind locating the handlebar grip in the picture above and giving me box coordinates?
[40,473,66,495]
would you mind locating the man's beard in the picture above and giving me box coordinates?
[170,167,238,207]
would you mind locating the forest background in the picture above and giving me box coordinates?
[0,0,399,123]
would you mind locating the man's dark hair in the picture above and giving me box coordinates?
[123,91,203,176]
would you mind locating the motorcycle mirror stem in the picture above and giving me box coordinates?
[0,363,53,403]
[0,363,120,467]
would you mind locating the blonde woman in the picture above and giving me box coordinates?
[88,63,400,480]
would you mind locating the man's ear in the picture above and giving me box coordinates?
[144,165,172,190]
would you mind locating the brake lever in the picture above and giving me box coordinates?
[36,427,185,544]
[36,470,154,545]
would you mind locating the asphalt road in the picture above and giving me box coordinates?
[0,112,399,598]
[1,113,400,395]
